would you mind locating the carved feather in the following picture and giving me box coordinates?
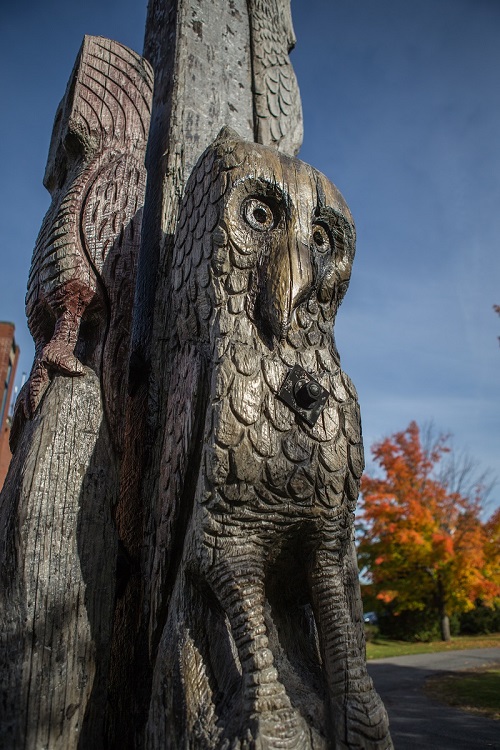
[248,0,303,155]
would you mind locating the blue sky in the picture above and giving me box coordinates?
[1,0,499,510]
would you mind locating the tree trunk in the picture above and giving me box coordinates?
[437,576,451,641]
[441,614,451,641]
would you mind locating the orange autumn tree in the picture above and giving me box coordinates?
[357,422,499,641]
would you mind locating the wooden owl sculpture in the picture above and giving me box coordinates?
[14,36,153,449]
[146,129,392,750]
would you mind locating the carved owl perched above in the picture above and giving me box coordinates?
[146,128,392,750]
[13,36,153,451]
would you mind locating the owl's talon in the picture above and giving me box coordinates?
[9,342,86,451]
[40,342,85,376]
[27,359,51,418]
[20,343,85,424]
[331,689,391,750]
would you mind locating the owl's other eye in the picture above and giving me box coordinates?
[242,198,275,231]
[312,223,332,253]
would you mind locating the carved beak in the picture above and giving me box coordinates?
[259,238,313,341]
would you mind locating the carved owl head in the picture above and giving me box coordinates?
[172,128,356,351]
[43,36,153,195]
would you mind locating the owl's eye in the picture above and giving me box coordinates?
[242,198,275,231]
[63,131,84,159]
[312,224,332,253]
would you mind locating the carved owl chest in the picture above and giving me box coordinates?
[202,339,363,516]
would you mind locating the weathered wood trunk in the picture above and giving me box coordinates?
[0,36,152,750]
[132,0,302,372]
[131,0,254,378]
[0,372,117,749]
[118,3,304,741]
[134,0,304,646]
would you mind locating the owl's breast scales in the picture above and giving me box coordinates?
[203,339,363,520]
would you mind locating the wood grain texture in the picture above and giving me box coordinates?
[132,0,255,373]
[132,0,303,376]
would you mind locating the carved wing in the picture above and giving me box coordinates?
[82,154,147,444]
[145,139,224,652]
[248,0,303,156]
[147,343,206,652]
[82,155,145,278]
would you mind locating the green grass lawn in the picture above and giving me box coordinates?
[366,632,500,660]
[424,667,500,720]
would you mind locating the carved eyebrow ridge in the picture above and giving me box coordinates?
[314,171,327,215]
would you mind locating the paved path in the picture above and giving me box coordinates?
[368,648,500,749]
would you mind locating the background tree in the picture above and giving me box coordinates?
[357,421,499,641]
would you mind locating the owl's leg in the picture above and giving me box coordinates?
[207,551,288,714]
[206,546,308,749]
[309,544,392,750]
[27,294,89,417]
[40,305,86,374]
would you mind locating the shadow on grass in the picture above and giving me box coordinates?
[424,667,500,720]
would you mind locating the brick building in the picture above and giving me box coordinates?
[0,322,20,490]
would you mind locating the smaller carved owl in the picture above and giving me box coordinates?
[12,36,153,451]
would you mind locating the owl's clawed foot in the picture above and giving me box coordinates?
[254,708,310,750]
[335,689,392,750]
[228,708,309,750]
[40,340,85,378]
[26,357,52,419]
[26,343,84,416]
[10,341,85,451]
